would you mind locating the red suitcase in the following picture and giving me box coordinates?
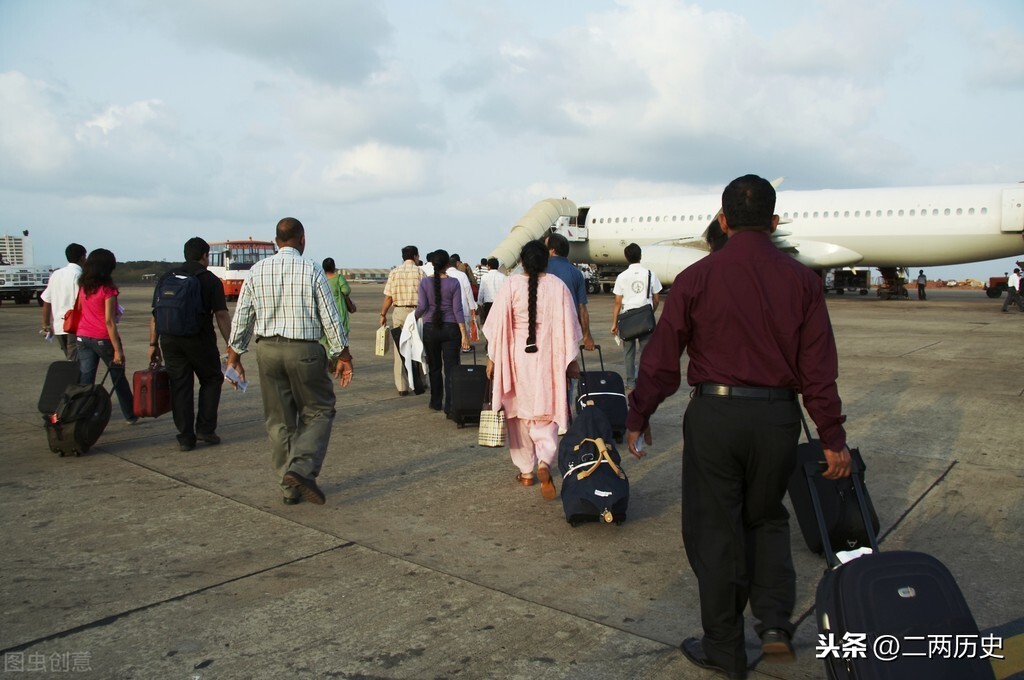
[133,364,172,418]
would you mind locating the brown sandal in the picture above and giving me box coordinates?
[516,473,535,486]
[537,465,557,500]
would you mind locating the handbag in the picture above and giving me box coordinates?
[617,272,656,341]
[478,382,506,448]
[62,294,82,334]
[344,295,357,314]
[374,324,389,357]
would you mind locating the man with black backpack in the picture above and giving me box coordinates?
[148,237,232,451]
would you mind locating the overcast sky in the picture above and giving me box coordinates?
[2,0,1022,280]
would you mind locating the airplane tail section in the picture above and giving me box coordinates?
[489,198,578,269]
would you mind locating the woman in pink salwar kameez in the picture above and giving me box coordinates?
[484,240,582,500]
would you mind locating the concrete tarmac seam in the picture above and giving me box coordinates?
[0,542,354,656]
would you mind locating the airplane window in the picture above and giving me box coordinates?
[833,211,839,218]
[968,208,975,215]
[876,210,882,217]
[944,208,951,216]
[844,211,850,217]
[956,208,963,215]
[981,207,988,215]
[855,211,860,217]
[910,210,915,216]
[823,212,829,218]
[886,210,893,217]
[932,209,939,216]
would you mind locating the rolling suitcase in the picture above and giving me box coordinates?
[805,459,993,679]
[133,362,172,418]
[575,345,627,442]
[44,371,112,457]
[38,360,81,415]
[449,347,488,427]
[788,411,879,554]
[558,406,629,526]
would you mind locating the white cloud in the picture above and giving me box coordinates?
[0,71,73,175]
[286,142,438,203]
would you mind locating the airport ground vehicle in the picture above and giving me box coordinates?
[206,239,277,301]
[984,275,1009,298]
[825,268,870,295]
[0,233,52,306]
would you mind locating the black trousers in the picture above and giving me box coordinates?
[681,395,800,673]
[161,334,223,445]
[422,322,461,413]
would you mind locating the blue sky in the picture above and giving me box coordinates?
[1,0,1022,280]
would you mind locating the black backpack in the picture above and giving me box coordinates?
[557,406,630,526]
[154,271,203,336]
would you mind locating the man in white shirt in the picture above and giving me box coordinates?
[40,243,87,361]
[475,257,507,327]
[611,243,663,390]
[1002,268,1022,313]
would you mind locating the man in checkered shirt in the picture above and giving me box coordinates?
[379,245,425,396]
[226,217,353,506]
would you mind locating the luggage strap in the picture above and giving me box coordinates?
[568,438,625,480]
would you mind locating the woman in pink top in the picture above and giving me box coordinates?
[484,240,582,500]
[76,249,137,423]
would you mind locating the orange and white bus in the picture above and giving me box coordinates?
[207,239,277,300]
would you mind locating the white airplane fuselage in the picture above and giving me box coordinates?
[567,184,1024,284]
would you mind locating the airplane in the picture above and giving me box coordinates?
[489,182,1024,292]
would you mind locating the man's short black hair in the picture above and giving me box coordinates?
[480,258,488,265]
[450,253,461,263]
[546,232,570,257]
[721,174,776,232]
[624,243,642,264]
[487,257,499,269]
[401,245,418,261]
[276,217,304,244]
[184,237,210,262]
[65,243,86,263]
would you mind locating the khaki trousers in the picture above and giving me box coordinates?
[256,338,336,497]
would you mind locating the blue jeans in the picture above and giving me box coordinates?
[78,336,135,421]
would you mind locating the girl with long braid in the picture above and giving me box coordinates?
[414,249,470,414]
[484,240,582,500]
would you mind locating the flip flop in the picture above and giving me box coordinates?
[537,465,557,500]
[516,473,535,486]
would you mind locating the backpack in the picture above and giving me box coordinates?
[557,406,630,526]
[154,272,203,336]
[44,377,112,456]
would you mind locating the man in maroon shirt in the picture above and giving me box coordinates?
[626,174,852,680]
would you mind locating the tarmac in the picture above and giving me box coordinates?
[1,283,1022,680]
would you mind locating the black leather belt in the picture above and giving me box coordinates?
[256,336,316,344]
[697,383,796,401]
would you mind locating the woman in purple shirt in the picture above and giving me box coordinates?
[415,250,470,414]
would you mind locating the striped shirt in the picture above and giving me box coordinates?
[383,260,423,307]
[228,247,348,356]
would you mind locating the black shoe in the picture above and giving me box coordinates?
[760,629,795,663]
[429,403,442,411]
[179,441,196,452]
[398,390,410,396]
[197,432,221,446]
[283,471,325,505]
[282,495,301,505]
[413,388,426,395]
[679,638,746,680]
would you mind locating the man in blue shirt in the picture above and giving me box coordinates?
[544,232,595,350]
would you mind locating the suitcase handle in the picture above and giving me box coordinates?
[804,455,880,570]
[577,344,604,373]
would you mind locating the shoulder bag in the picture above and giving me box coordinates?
[478,381,507,448]
[617,271,656,341]
[62,293,82,334]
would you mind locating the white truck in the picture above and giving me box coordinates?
[0,232,54,306]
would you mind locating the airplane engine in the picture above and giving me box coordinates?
[641,245,709,286]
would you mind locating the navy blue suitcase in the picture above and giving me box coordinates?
[575,345,627,442]
[805,460,993,679]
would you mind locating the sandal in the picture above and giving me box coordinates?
[537,465,557,500]
[516,473,535,486]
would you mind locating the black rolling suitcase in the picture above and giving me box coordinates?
[805,460,993,679]
[788,411,879,554]
[38,360,81,415]
[575,345,627,442]
[558,406,629,526]
[44,371,112,457]
[449,347,488,427]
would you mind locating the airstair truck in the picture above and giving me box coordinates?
[0,232,53,306]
